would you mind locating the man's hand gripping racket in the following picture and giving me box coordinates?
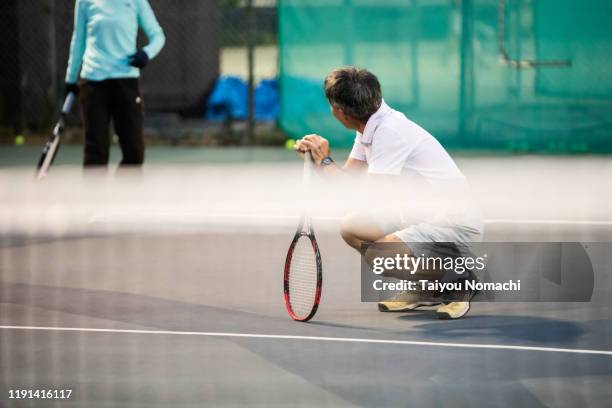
[283,151,323,322]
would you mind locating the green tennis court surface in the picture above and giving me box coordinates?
[0,145,323,167]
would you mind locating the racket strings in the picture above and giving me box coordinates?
[288,236,318,317]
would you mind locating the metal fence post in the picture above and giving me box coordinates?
[246,0,255,144]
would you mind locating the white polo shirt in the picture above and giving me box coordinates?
[349,101,482,239]
[349,101,466,186]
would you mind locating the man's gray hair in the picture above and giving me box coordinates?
[324,67,382,122]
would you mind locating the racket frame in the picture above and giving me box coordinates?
[283,215,323,322]
[36,92,76,179]
[283,151,323,322]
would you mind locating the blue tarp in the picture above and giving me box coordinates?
[206,76,279,122]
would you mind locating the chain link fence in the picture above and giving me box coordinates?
[0,0,279,144]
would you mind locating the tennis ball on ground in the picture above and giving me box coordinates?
[14,135,25,146]
[285,139,296,150]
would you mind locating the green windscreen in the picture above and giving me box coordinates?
[278,0,612,153]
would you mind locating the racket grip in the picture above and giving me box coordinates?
[304,151,313,164]
[303,151,313,188]
[62,93,76,115]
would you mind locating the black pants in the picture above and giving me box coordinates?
[79,78,144,166]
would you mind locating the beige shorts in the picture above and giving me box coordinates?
[375,212,484,245]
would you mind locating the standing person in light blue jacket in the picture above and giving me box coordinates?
[65,0,165,168]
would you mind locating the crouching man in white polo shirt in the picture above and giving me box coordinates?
[296,67,483,320]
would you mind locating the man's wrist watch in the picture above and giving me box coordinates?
[320,156,334,167]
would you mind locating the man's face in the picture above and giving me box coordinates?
[330,105,354,130]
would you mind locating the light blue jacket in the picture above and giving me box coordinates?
[65,0,165,83]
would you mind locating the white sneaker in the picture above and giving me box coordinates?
[378,301,441,312]
[436,268,480,319]
[378,289,440,312]
[435,301,471,319]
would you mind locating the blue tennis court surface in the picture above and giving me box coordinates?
[1,148,611,407]
[1,224,611,407]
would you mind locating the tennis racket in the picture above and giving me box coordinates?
[36,92,76,179]
[283,151,323,322]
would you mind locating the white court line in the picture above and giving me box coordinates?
[88,213,612,226]
[485,219,612,226]
[1,325,611,356]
